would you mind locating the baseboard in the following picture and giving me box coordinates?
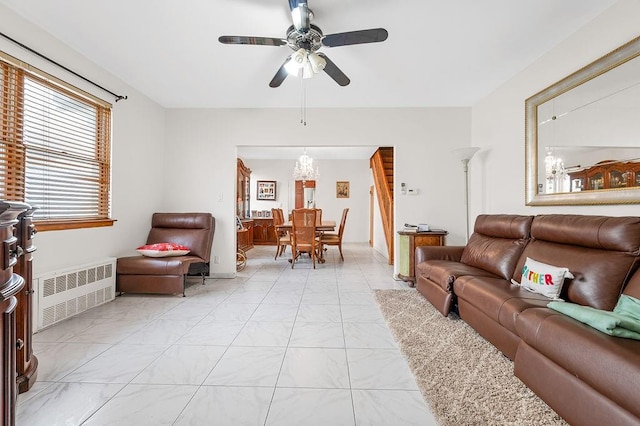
[185,272,237,281]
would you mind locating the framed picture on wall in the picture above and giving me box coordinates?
[336,181,349,198]
[257,180,277,200]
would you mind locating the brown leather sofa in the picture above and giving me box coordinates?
[414,214,640,426]
[116,213,215,296]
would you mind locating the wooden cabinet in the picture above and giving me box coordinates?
[568,160,640,191]
[0,201,29,425]
[237,159,251,219]
[397,230,447,286]
[238,220,254,252]
[14,207,38,394]
[252,218,277,245]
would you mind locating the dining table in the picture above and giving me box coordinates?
[276,220,336,263]
[276,220,336,232]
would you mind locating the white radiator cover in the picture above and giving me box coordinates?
[33,258,116,331]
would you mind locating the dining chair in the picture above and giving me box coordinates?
[291,208,319,269]
[319,207,349,261]
[271,208,291,260]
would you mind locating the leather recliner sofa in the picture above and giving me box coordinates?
[414,214,640,426]
[116,213,215,296]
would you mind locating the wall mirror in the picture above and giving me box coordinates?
[525,35,640,205]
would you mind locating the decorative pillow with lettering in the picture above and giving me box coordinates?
[518,257,574,299]
[136,243,190,257]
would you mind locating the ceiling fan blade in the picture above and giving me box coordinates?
[322,28,388,47]
[218,36,287,46]
[269,57,291,88]
[317,53,350,86]
[290,1,311,33]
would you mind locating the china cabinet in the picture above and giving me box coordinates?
[568,160,640,191]
[237,159,251,219]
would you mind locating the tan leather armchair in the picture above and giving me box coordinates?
[116,213,215,296]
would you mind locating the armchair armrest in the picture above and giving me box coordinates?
[415,245,465,264]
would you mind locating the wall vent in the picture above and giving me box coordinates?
[33,258,116,332]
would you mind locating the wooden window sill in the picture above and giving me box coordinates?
[34,218,116,232]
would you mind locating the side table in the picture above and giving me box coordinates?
[397,230,447,286]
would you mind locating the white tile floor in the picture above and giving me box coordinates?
[17,243,438,426]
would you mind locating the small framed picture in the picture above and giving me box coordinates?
[336,181,349,198]
[257,180,276,200]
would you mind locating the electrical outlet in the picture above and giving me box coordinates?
[213,256,220,264]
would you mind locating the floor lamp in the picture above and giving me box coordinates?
[453,147,480,242]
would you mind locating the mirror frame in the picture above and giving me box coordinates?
[525,35,640,206]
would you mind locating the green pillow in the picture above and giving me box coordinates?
[548,297,640,340]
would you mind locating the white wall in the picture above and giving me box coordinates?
[12,0,635,281]
[0,5,167,275]
[471,0,640,218]
[164,108,472,277]
[245,158,372,243]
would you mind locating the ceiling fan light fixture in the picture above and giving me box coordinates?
[302,61,314,79]
[293,48,307,64]
[308,52,326,73]
[285,48,308,76]
[284,57,300,76]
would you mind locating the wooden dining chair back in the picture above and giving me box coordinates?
[271,208,290,259]
[319,208,349,261]
[291,208,318,268]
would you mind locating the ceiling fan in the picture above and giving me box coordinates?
[218,0,388,87]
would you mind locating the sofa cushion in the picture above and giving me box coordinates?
[415,260,499,292]
[516,307,640,419]
[530,214,640,253]
[454,275,549,333]
[116,255,202,275]
[460,215,533,280]
[519,257,574,299]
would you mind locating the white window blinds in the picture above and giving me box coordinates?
[0,54,112,227]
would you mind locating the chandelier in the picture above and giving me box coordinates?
[545,148,566,193]
[293,149,319,182]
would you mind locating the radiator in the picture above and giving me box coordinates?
[33,258,116,331]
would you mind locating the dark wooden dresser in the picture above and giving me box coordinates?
[14,207,38,394]
[0,201,29,425]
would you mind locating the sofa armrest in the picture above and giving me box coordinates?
[415,245,465,264]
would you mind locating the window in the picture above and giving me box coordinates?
[0,53,113,231]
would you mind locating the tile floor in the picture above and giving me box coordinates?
[17,243,438,425]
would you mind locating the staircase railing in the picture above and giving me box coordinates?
[370,149,394,264]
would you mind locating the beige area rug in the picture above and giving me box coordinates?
[374,289,567,426]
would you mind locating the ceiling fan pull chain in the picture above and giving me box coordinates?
[300,77,307,126]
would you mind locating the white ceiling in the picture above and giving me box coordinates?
[0,0,617,109]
